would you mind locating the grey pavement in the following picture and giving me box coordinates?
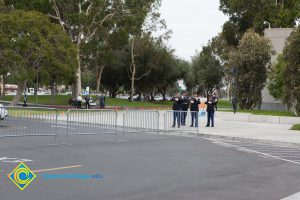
[1,134,300,200]
[1,112,300,199]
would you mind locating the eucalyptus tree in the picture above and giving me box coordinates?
[0,10,76,105]
[229,30,272,109]
[5,0,162,97]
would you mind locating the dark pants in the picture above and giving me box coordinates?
[77,101,82,109]
[206,111,215,127]
[191,112,198,127]
[100,102,105,109]
[86,103,90,109]
[172,111,181,127]
[181,110,188,125]
[233,103,237,114]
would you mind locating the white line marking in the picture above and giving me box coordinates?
[0,157,33,163]
[51,126,75,129]
[234,147,300,152]
[5,165,84,175]
[33,165,84,173]
[204,138,300,165]
[281,191,300,200]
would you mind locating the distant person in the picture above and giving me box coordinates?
[190,94,200,127]
[212,90,219,111]
[181,91,190,126]
[85,95,91,109]
[99,93,105,109]
[205,96,217,127]
[171,92,182,128]
[232,97,238,114]
[23,94,28,107]
[77,95,82,109]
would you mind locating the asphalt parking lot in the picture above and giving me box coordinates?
[1,124,300,200]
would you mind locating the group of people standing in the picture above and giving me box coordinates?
[171,91,218,128]
[74,93,106,109]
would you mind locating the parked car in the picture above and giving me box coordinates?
[0,104,8,120]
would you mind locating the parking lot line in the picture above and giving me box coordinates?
[281,191,300,200]
[204,138,300,165]
[33,165,84,173]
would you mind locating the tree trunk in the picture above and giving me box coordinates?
[96,65,105,93]
[11,80,28,106]
[50,83,57,105]
[130,37,136,102]
[1,75,5,98]
[74,45,82,98]
[227,82,231,100]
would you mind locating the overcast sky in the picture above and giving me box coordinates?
[159,0,228,61]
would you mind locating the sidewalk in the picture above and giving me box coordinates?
[116,110,300,145]
[58,109,300,145]
[197,116,300,144]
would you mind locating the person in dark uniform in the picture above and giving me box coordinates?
[85,95,91,109]
[212,91,219,111]
[171,92,182,128]
[99,93,105,109]
[232,97,237,114]
[205,96,217,127]
[190,93,200,127]
[180,91,189,126]
[23,94,28,107]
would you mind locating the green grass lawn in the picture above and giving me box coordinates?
[1,95,172,108]
[2,96,294,117]
[291,124,300,131]
[221,109,296,117]
[1,95,232,109]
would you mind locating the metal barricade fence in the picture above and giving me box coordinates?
[66,109,118,141]
[0,106,58,138]
[123,110,160,133]
[164,111,199,135]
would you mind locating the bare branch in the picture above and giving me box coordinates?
[78,2,82,14]
[82,12,115,42]
[86,2,93,15]
[49,0,65,32]
[136,66,152,80]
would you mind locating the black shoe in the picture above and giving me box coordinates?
[190,125,193,127]
[211,126,214,127]
[172,125,175,128]
[206,125,209,127]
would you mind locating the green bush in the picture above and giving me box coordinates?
[291,124,300,131]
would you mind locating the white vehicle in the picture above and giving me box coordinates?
[0,104,8,120]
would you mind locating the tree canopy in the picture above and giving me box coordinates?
[0,10,76,105]
[229,29,272,109]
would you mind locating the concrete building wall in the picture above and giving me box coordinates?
[261,28,293,110]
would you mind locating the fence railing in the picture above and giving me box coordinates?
[0,106,58,138]
[123,110,160,134]
[164,111,199,135]
[0,107,204,141]
[66,109,118,141]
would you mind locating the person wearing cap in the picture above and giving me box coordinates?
[190,93,200,127]
[205,95,217,127]
[180,91,190,126]
[171,92,182,128]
